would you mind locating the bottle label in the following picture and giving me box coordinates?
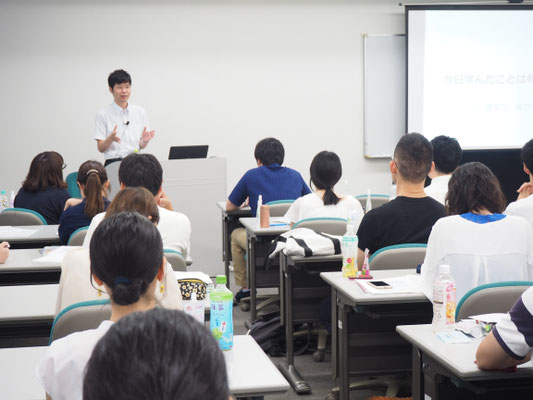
[432,282,456,329]
[210,299,233,351]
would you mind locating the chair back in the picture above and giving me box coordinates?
[65,172,81,198]
[164,249,187,271]
[67,226,89,246]
[356,194,390,212]
[369,243,427,270]
[456,281,533,320]
[265,200,294,217]
[292,217,347,235]
[0,208,47,226]
[50,300,111,343]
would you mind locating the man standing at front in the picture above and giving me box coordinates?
[95,69,155,166]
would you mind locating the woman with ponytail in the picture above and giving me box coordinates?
[38,212,165,400]
[284,151,363,228]
[58,160,109,244]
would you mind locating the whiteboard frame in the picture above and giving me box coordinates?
[363,33,406,159]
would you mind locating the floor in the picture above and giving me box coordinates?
[230,276,395,400]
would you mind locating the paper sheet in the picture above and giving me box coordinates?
[468,313,508,324]
[0,226,38,238]
[174,271,213,284]
[33,246,72,263]
[357,275,423,295]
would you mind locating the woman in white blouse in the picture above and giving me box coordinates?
[37,212,166,400]
[284,151,364,227]
[420,162,533,303]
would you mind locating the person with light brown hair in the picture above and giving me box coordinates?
[14,151,70,224]
[58,161,109,244]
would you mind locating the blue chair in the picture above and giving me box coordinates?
[455,281,533,321]
[0,207,47,225]
[368,243,427,270]
[164,249,187,271]
[66,172,82,199]
[50,299,111,343]
[292,217,347,235]
[265,199,294,217]
[355,194,389,212]
[67,226,89,246]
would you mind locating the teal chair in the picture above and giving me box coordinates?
[368,243,427,270]
[50,299,111,343]
[455,281,533,321]
[164,249,187,271]
[67,226,89,246]
[0,207,47,225]
[66,172,82,199]
[265,199,294,217]
[355,194,389,212]
[292,217,347,235]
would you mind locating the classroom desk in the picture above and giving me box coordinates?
[0,249,62,285]
[0,335,289,399]
[216,201,251,289]
[0,284,57,347]
[279,253,342,394]
[0,225,60,249]
[397,324,533,400]
[321,270,432,400]
[239,217,290,320]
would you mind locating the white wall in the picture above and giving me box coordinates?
[0,0,405,199]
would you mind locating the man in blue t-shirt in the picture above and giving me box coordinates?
[226,138,310,302]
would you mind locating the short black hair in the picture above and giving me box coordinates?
[254,137,284,166]
[393,133,433,183]
[108,69,131,88]
[431,135,462,174]
[310,151,342,206]
[446,162,506,215]
[118,153,163,196]
[521,138,533,172]
[83,309,230,400]
[90,212,163,306]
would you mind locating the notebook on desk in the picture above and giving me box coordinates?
[168,145,209,159]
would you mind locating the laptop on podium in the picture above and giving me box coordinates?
[168,145,209,160]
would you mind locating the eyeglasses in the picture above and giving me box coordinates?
[62,163,67,170]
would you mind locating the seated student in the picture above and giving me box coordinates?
[14,151,70,224]
[37,212,165,400]
[0,242,9,264]
[420,162,533,302]
[83,309,230,400]
[425,135,462,205]
[58,161,110,244]
[55,187,182,313]
[476,286,533,370]
[226,137,311,301]
[284,151,363,227]
[82,153,191,258]
[505,138,533,227]
[356,133,445,267]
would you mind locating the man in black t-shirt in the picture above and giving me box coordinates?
[356,132,445,267]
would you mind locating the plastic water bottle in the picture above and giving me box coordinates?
[256,194,263,227]
[184,292,204,325]
[9,191,15,208]
[210,275,234,351]
[432,264,456,331]
[341,219,358,279]
[0,191,9,211]
[365,188,372,213]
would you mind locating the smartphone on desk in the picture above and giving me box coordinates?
[368,280,392,289]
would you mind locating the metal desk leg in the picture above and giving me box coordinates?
[222,214,230,289]
[339,302,350,400]
[412,347,423,400]
[331,288,338,380]
[248,235,257,321]
[278,264,311,394]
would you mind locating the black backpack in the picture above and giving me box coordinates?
[248,312,285,356]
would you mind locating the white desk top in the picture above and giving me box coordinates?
[0,284,57,321]
[239,217,290,236]
[320,270,428,305]
[0,225,60,243]
[1,249,61,273]
[216,201,251,216]
[0,335,288,400]
[397,324,533,381]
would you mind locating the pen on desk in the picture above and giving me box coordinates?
[269,223,288,227]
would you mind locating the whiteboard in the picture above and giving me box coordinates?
[363,34,406,158]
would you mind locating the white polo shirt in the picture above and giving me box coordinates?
[95,102,150,160]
